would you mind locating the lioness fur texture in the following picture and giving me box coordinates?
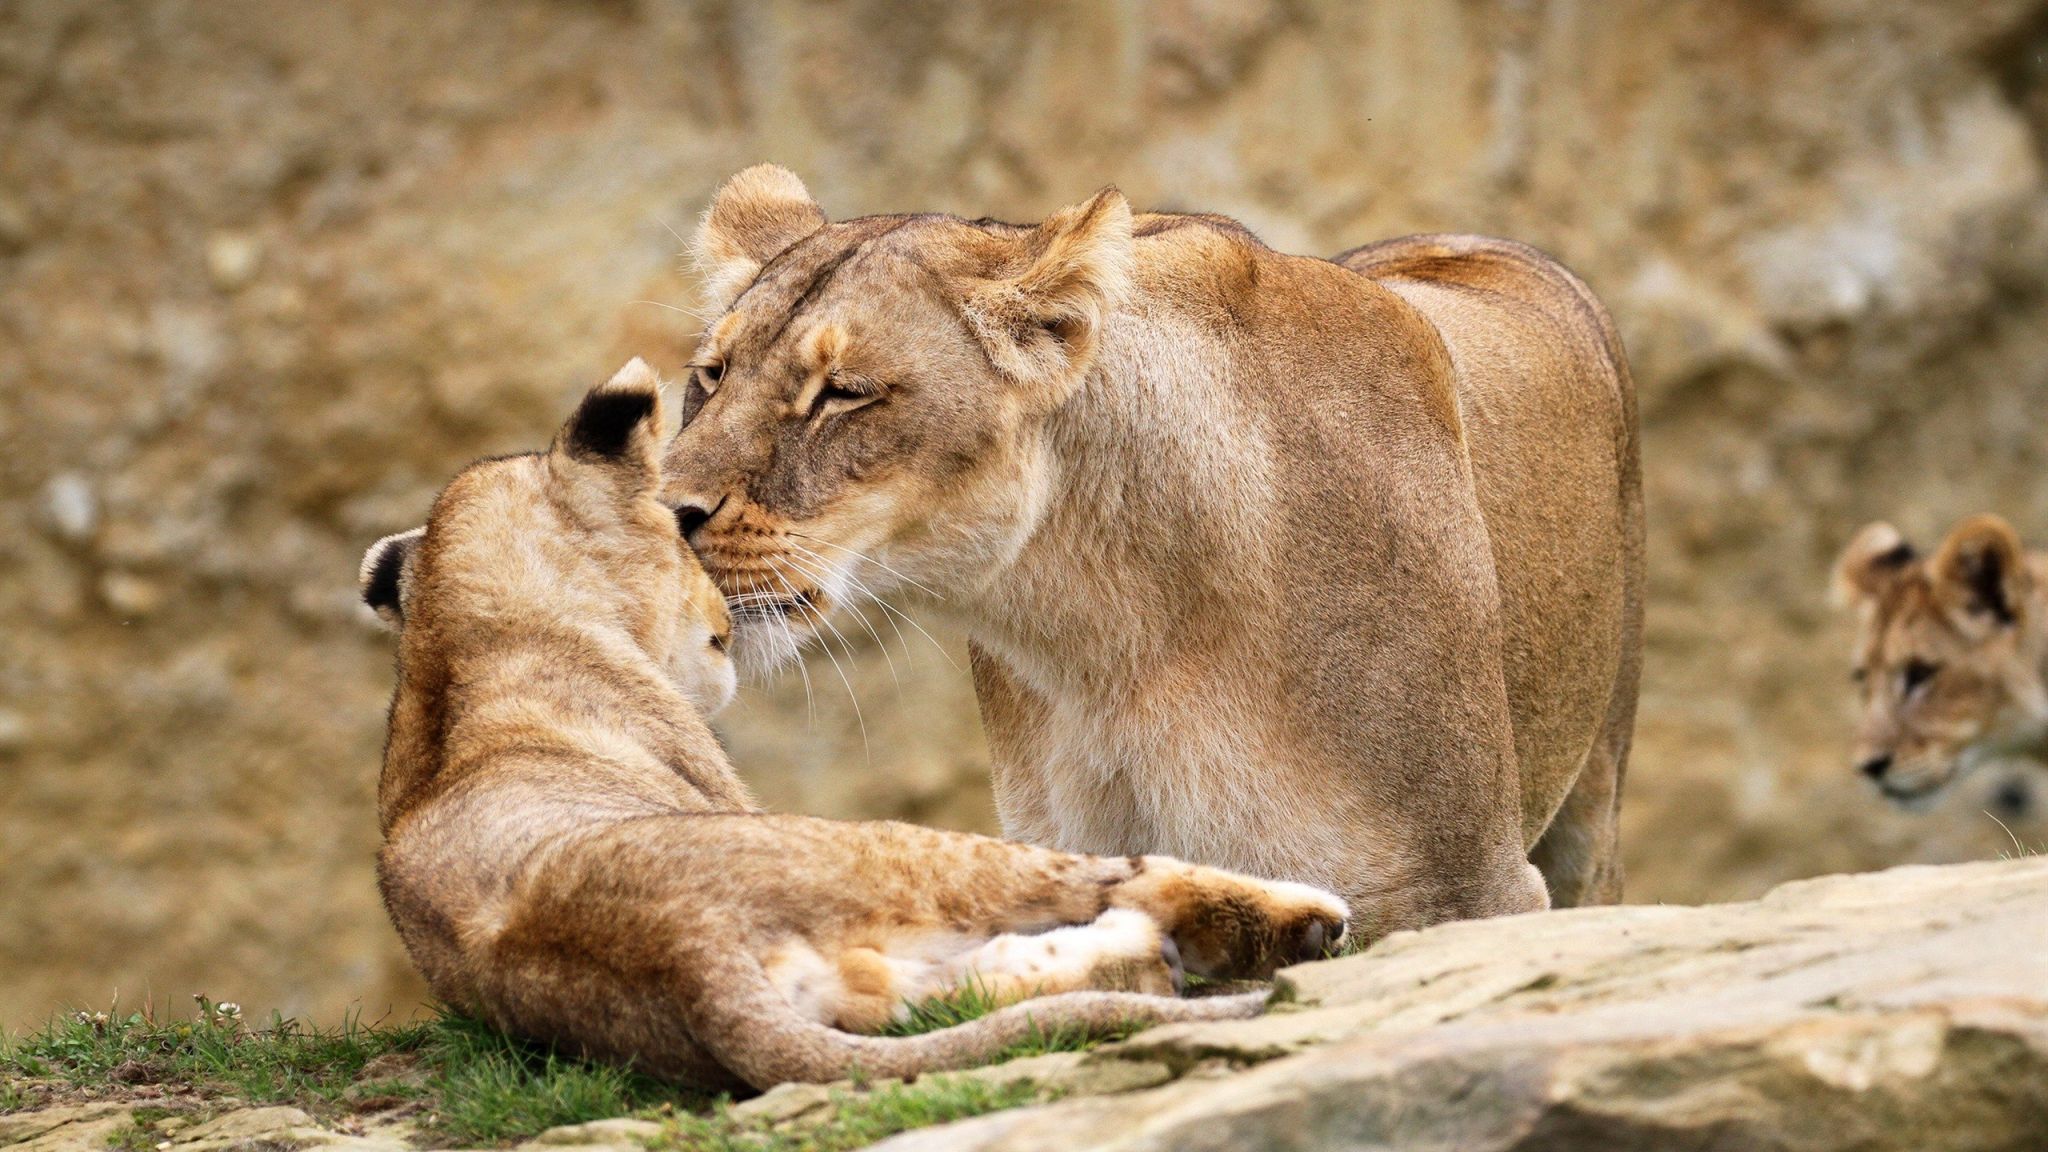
[361,361,1348,1090]
[1835,515,2048,806]
[664,166,1644,940]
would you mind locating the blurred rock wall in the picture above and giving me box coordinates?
[6,0,2048,1029]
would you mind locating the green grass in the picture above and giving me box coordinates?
[0,998,1062,1150]
[654,1077,1040,1152]
[876,978,1144,1062]
[0,1000,717,1147]
[418,1011,715,1145]
[2,997,428,1107]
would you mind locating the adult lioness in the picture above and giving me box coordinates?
[1835,515,2048,805]
[361,361,1347,1089]
[665,167,1642,939]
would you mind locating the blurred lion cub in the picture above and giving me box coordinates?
[358,360,1348,1089]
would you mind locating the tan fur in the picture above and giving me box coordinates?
[1835,514,2048,804]
[363,360,1348,1090]
[664,168,1644,941]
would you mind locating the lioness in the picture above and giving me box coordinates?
[662,166,1642,938]
[360,361,1347,1089]
[1834,515,2048,805]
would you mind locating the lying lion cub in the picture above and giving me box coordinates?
[358,360,1348,1089]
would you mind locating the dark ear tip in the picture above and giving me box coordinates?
[359,528,421,625]
[565,360,662,460]
[363,546,405,612]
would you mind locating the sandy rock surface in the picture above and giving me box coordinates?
[873,858,2048,1151]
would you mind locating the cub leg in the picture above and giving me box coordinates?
[931,907,1181,1004]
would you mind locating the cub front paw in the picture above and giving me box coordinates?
[1112,859,1349,981]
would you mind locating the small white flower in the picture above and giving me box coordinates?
[215,1002,241,1020]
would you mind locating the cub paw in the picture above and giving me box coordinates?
[1113,859,1349,981]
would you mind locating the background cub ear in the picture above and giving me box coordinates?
[1832,521,1916,608]
[959,186,1133,403]
[692,164,826,313]
[359,527,423,630]
[559,358,666,482]
[1931,514,2028,629]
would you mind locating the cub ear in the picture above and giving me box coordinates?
[959,186,1133,402]
[1833,521,1917,608]
[559,358,666,480]
[359,527,423,630]
[1931,514,2029,629]
[692,164,826,313]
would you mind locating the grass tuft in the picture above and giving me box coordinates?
[0,1001,716,1147]
[415,1009,714,1146]
[654,1077,1039,1152]
[3,997,1074,1149]
[877,978,1144,1062]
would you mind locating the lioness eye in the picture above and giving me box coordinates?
[709,632,729,653]
[694,361,725,392]
[810,372,881,418]
[1850,667,1868,684]
[1902,658,1939,693]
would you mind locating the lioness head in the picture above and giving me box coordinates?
[1833,514,2047,804]
[662,164,1134,670]
[360,360,737,713]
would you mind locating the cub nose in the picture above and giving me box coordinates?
[1859,754,1894,781]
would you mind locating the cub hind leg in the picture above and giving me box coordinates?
[797,909,1182,1035]
[937,907,1182,1004]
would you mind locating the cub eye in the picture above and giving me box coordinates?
[709,632,729,653]
[1902,658,1939,693]
[1850,667,1868,684]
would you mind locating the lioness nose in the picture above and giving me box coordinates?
[674,503,713,539]
[1859,754,1894,781]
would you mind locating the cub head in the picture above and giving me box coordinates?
[1833,515,2046,804]
[662,164,1134,671]
[360,360,737,714]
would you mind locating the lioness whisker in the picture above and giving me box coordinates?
[789,532,944,600]
[770,563,868,762]
[786,541,910,662]
[779,551,899,694]
[629,298,714,322]
[785,540,958,672]
[780,549,902,692]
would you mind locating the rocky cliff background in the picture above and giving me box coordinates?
[5,0,2048,1030]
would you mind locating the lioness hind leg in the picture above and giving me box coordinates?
[1529,738,1624,907]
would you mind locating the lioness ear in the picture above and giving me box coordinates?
[960,187,1133,401]
[359,527,423,630]
[1833,521,1916,608]
[692,164,826,313]
[1931,514,2028,629]
[558,358,666,482]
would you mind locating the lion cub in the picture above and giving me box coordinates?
[1835,515,2048,805]
[359,360,1348,1089]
